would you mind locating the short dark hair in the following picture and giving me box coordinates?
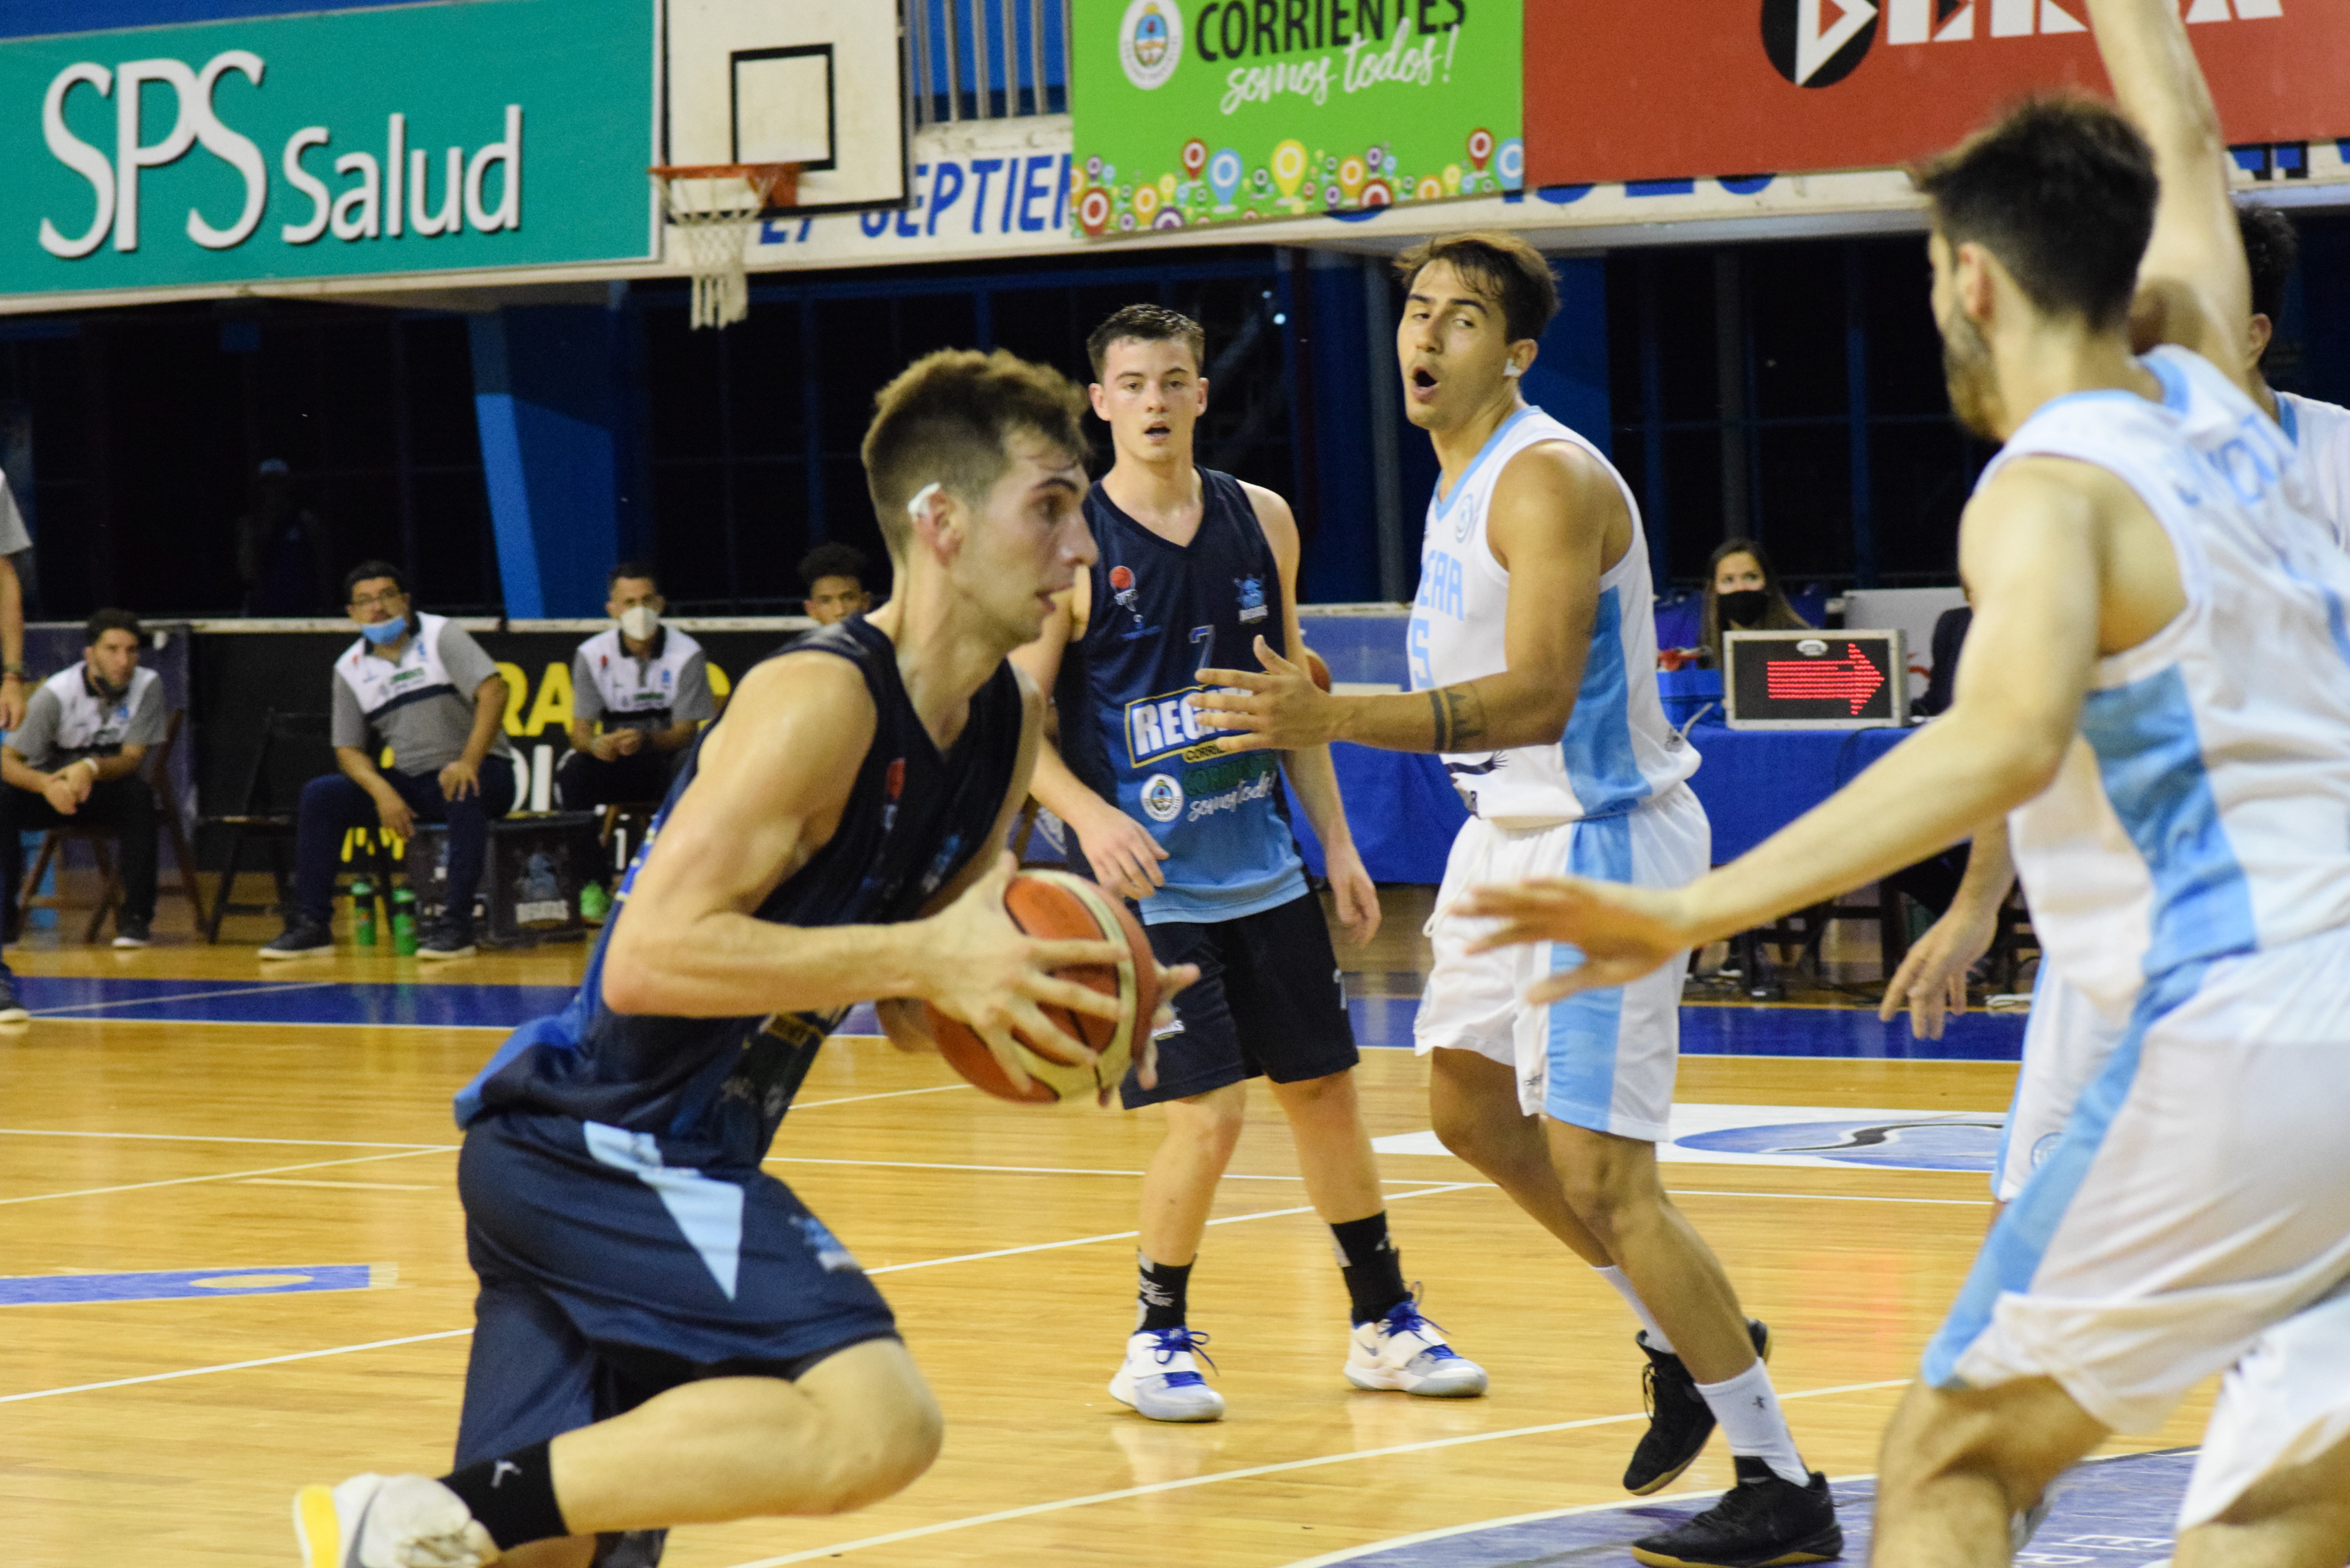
[1086,304,1207,381]
[85,608,141,645]
[1911,95,2158,332]
[861,349,1089,557]
[1393,232,1561,343]
[342,559,408,603]
[2237,202,2299,336]
[607,560,659,592]
[799,542,871,590]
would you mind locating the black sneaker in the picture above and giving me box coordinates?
[111,913,153,949]
[0,974,27,1023]
[1624,1319,1772,1495]
[417,918,477,961]
[259,918,334,959]
[1631,1456,1842,1567]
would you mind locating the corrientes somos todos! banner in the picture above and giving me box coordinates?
[1070,0,1523,236]
[8,0,652,298]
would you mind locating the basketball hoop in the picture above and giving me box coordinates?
[650,163,799,329]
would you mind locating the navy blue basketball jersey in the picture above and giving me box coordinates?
[1055,468,1305,924]
[455,617,1023,1169]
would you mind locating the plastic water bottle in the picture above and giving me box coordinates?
[579,882,610,924]
[390,887,419,956]
[351,879,377,947]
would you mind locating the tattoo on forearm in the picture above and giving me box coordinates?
[1428,684,1488,751]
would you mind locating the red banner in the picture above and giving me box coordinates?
[1526,2,2350,188]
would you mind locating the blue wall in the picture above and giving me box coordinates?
[470,306,623,619]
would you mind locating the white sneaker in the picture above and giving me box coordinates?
[1345,1295,1488,1397]
[1108,1327,1225,1422]
[293,1473,499,1568]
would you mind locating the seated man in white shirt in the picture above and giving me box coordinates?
[0,610,166,948]
[558,563,713,810]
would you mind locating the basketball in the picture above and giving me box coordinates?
[923,870,1161,1104]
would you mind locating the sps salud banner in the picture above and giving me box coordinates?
[1069,0,1522,237]
[1527,1,2350,189]
[6,0,653,299]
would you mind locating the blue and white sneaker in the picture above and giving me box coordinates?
[1345,1295,1488,1397]
[292,1472,496,1568]
[1109,1327,1225,1422]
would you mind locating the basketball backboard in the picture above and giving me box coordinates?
[662,0,908,216]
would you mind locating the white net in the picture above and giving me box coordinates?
[653,165,796,329]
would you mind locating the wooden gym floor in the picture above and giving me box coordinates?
[0,882,2213,1566]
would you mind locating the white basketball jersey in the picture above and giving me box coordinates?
[1999,347,2350,1017]
[2276,390,2350,551]
[1406,405,1698,827]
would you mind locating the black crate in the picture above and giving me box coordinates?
[403,812,603,947]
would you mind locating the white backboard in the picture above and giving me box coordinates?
[663,0,908,215]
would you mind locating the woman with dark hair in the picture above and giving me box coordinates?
[1698,537,1810,666]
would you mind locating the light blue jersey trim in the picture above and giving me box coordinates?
[2278,394,2301,445]
[1541,814,1634,1132]
[1431,406,1541,522]
[583,1121,745,1300]
[1560,586,1652,818]
[1924,963,2204,1387]
[1141,865,1309,927]
[2078,667,2258,979]
[2144,350,2192,413]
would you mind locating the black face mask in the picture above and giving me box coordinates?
[1718,589,1771,628]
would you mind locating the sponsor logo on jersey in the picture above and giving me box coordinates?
[1141,771,1184,821]
[1236,575,1268,622]
[1124,685,1224,765]
[1108,562,1156,638]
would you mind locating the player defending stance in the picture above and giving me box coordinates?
[1012,305,1484,1423]
[1462,4,2350,1562]
[294,350,1192,1568]
[1195,234,1837,1566]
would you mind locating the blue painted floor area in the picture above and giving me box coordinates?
[10,976,2029,1060]
[0,1263,386,1307]
[1315,1447,2191,1566]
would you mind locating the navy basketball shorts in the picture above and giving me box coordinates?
[452,1111,899,1468]
[1121,890,1358,1109]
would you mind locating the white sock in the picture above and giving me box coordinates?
[1593,1265,1675,1352]
[1696,1359,1809,1486]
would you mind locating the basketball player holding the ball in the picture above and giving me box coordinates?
[1196,236,1837,1566]
[293,349,1192,1568]
[1012,304,1486,1423]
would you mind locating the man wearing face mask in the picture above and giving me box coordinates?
[261,561,515,960]
[0,609,166,950]
[558,562,714,809]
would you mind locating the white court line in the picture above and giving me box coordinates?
[718,1380,1915,1568]
[24,980,343,1018]
[1670,1187,1991,1207]
[241,1178,440,1191]
[0,1327,476,1406]
[766,1155,1466,1186]
[0,1147,455,1207]
[790,1084,973,1109]
[0,1128,450,1150]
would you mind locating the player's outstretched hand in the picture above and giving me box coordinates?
[1879,898,1997,1040]
[1195,636,1338,755]
[1073,800,1170,902]
[924,854,1129,1092]
[1457,877,1694,1003]
[1108,959,1200,1105]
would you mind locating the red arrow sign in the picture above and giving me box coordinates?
[1766,644,1886,715]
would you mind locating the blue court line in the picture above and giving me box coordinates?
[0,1263,388,1308]
[6,977,2031,1060]
[1303,1446,2194,1566]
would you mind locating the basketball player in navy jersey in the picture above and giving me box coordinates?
[293,349,1193,1568]
[1013,305,1485,1422]
[1197,237,1835,1566]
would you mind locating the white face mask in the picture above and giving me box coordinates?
[619,605,661,641]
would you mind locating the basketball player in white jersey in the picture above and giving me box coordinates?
[1196,232,1839,1568]
[1459,2,2350,1560]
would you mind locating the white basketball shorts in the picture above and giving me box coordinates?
[1997,962,2130,1203]
[1924,923,2350,1438]
[2178,1278,2350,1530]
[1414,783,1710,1142]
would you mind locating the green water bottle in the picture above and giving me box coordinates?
[390,886,419,956]
[350,878,377,947]
[579,881,610,925]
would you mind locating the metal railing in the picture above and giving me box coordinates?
[908,0,1070,126]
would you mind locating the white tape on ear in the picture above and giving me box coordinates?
[1503,362,1524,378]
[905,481,942,520]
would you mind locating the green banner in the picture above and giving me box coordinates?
[5,0,652,297]
[1069,0,1523,236]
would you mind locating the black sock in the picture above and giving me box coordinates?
[1330,1212,1408,1325]
[440,1439,569,1552]
[1136,1252,1192,1332]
